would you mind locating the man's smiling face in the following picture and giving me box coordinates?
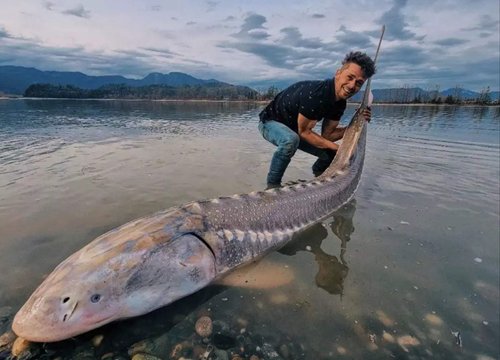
[334,62,367,100]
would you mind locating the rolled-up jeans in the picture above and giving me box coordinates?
[258,120,337,186]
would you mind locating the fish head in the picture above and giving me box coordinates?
[13,211,216,342]
[12,251,129,342]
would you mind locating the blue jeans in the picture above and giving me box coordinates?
[258,120,337,185]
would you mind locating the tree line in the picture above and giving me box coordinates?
[381,85,496,105]
[24,83,260,101]
[22,83,498,104]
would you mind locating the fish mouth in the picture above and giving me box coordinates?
[12,298,118,343]
[12,312,117,343]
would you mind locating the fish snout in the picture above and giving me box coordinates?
[12,292,85,342]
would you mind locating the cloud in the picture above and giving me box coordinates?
[461,15,500,32]
[433,38,468,47]
[43,1,55,11]
[380,45,427,67]
[311,14,325,19]
[207,1,218,12]
[150,5,161,12]
[141,47,178,58]
[376,0,424,41]
[280,27,326,49]
[0,26,11,38]
[62,5,91,19]
[232,13,270,40]
[335,25,374,49]
[0,37,153,77]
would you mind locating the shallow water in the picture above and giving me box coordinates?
[0,100,498,359]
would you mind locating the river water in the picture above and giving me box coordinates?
[0,100,498,359]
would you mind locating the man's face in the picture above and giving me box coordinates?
[334,62,367,100]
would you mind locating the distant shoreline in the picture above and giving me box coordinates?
[1,96,499,107]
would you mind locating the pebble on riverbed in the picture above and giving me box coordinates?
[92,334,104,347]
[131,354,162,360]
[11,336,37,359]
[397,335,420,352]
[0,331,16,349]
[195,316,213,338]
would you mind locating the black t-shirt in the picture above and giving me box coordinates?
[259,78,346,132]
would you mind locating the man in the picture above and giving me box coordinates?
[258,51,375,189]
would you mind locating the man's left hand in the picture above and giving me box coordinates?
[362,107,372,122]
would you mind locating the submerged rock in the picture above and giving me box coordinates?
[397,335,420,352]
[92,334,105,347]
[213,333,236,350]
[11,337,40,360]
[0,331,16,349]
[131,354,162,360]
[260,343,283,360]
[195,316,213,338]
[128,339,156,357]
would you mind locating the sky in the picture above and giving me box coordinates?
[0,0,499,91]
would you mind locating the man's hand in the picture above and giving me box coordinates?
[362,107,372,122]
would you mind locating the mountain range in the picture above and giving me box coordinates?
[0,66,221,95]
[0,65,498,101]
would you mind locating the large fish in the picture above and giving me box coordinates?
[13,28,385,343]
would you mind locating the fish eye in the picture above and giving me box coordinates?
[90,294,101,303]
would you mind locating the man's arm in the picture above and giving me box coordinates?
[297,113,339,151]
[322,107,372,141]
[322,118,345,142]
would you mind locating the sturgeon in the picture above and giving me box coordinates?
[13,28,385,343]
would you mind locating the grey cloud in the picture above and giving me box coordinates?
[377,0,424,41]
[247,29,270,40]
[113,50,151,58]
[335,25,373,49]
[378,56,499,91]
[219,40,338,78]
[0,27,11,38]
[62,5,91,19]
[0,38,156,78]
[233,14,270,40]
[434,38,468,47]
[312,14,325,19]
[186,21,197,26]
[207,1,218,12]
[222,17,346,77]
[380,45,427,66]
[220,42,302,69]
[142,47,177,57]
[43,1,55,11]
[280,27,325,49]
[151,5,161,12]
[461,15,499,31]
[224,16,236,21]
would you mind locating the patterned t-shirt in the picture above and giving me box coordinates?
[259,78,346,132]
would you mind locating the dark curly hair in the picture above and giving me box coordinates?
[342,51,376,78]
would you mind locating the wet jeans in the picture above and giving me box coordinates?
[258,120,336,186]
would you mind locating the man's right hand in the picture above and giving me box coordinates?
[361,107,372,122]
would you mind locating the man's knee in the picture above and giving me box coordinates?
[278,134,300,157]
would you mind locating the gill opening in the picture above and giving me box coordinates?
[187,232,217,260]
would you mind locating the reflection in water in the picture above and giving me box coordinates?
[279,199,357,295]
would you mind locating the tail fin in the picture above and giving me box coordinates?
[361,25,385,108]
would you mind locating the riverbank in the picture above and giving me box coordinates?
[2,97,499,107]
